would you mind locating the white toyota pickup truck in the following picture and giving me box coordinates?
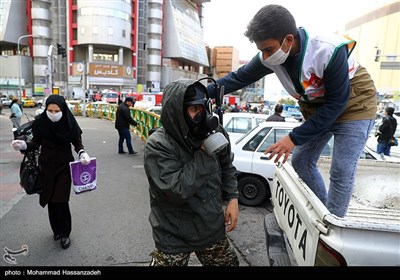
[264,158,400,266]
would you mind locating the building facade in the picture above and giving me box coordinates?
[0,0,211,98]
[345,0,400,108]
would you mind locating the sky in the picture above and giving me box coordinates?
[201,0,396,100]
[202,0,396,61]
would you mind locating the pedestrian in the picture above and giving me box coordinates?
[231,103,240,112]
[376,107,397,157]
[144,79,239,266]
[266,104,285,122]
[11,95,91,249]
[115,97,138,155]
[259,103,268,114]
[225,103,232,112]
[9,97,23,129]
[207,4,377,218]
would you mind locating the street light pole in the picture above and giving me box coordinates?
[47,45,55,95]
[17,34,46,99]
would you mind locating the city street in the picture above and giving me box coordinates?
[0,108,271,271]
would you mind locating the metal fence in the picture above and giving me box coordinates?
[71,102,161,141]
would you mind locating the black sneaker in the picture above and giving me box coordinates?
[118,151,127,154]
[129,151,138,156]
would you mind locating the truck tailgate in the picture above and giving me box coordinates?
[271,162,331,266]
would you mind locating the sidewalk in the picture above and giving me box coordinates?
[0,113,30,219]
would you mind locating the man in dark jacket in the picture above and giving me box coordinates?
[144,79,239,266]
[266,104,285,122]
[115,97,138,155]
[377,107,397,157]
[206,5,377,218]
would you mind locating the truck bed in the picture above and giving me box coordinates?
[317,158,400,231]
[269,158,400,266]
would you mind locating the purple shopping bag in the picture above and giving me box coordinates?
[69,158,97,194]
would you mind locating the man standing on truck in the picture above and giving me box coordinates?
[207,4,376,218]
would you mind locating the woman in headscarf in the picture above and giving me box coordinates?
[11,95,91,249]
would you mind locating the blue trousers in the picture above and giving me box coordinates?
[118,128,134,154]
[377,142,391,156]
[291,119,375,218]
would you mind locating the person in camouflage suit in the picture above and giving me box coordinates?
[144,79,239,266]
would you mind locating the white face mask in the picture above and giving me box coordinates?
[46,111,63,122]
[263,37,292,66]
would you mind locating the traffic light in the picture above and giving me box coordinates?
[57,43,62,55]
[57,43,67,58]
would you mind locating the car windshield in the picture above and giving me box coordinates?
[234,124,264,145]
[224,117,252,134]
[236,124,335,156]
[105,93,118,98]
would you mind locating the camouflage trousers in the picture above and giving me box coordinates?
[149,236,239,266]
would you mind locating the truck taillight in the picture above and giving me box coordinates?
[315,239,347,266]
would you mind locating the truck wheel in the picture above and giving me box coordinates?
[238,176,268,206]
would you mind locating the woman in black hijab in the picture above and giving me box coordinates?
[11,95,91,249]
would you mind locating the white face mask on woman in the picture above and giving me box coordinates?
[46,111,63,122]
[264,37,292,66]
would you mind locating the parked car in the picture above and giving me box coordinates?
[222,112,298,143]
[134,100,154,110]
[102,92,119,104]
[1,97,12,107]
[282,107,303,122]
[36,98,46,107]
[145,106,162,115]
[21,97,37,108]
[222,112,272,143]
[230,121,399,207]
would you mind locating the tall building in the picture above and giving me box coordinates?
[0,0,210,98]
[212,46,239,79]
[345,0,400,100]
[159,0,209,90]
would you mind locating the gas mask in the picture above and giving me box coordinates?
[184,82,228,155]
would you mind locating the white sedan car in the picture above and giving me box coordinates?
[145,105,162,115]
[1,97,12,107]
[230,121,396,207]
[222,112,300,144]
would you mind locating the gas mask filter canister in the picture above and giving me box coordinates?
[202,131,229,155]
